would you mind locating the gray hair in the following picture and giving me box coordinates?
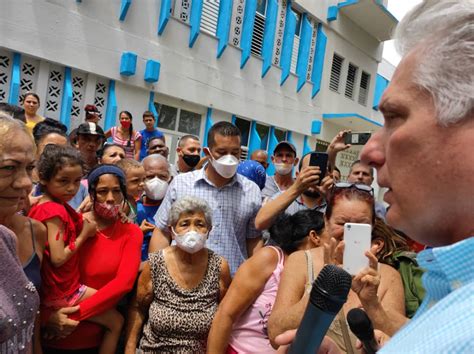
[394,0,474,125]
[168,196,212,228]
[0,111,32,152]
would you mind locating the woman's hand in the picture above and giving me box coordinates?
[77,195,92,213]
[323,238,344,266]
[351,247,381,307]
[44,306,80,339]
[275,330,342,354]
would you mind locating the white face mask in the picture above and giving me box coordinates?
[208,150,239,179]
[144,177,168,201]
[172,229,207,254]
[274,162,293,176]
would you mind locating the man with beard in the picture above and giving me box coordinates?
[255,153,332,231]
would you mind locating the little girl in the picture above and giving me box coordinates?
[28,144,123,354]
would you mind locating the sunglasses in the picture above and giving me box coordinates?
[332,182,374,196]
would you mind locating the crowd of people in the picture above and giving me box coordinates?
[1,1,473,353]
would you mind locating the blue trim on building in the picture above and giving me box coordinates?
[119,0,132,21]
[216,0,233,58]
[231,115,237,125]
[266,126,279,176]
[8,53,21,105]
[202,108,214,149]
[323,113,383,127]
[311,23,327,98]
[144,59,161,83]
[59,67,73,130]
[311,120,322,134]
[327,0,359,21]
[280,7,297,86]
[261,0,278,78]
[158,0,171,35]
[240,0,258,69]
[148,91,159,127]
[120,52,137,76]
[189,0,204,48]
[248,121,262,157]
[373,74,389,110]
[303,135,312,155]
[104,80,117,131]
[296,14,312,92]
[286,130,295,146]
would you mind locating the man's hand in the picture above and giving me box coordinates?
[140,220,156,234]
[328,130,351,154]
[276,330,342,354]
[44,306,80,339]
[293,166,322,193]
[318,175,334,199]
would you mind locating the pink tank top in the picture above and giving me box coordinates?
[228,246,285,353]
[110,126,141,159]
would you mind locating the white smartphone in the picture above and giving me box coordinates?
[343,223,372,276]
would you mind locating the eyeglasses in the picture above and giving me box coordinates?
[332,182,374,196]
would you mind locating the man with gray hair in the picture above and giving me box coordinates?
[356,1,474,352]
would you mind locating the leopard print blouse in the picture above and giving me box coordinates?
[139,249,222,353]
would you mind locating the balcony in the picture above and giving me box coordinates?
[327,0,398,42]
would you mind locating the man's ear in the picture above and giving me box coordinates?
[294,157,299,166]
[271,155,275,163]
[176,146,182,155]
[203,147,211,157]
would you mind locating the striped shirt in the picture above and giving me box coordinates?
[380,236,474,353]
[154,168,262,275]
[110,126,141,159]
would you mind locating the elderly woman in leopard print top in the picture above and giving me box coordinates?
[125,196,231,353]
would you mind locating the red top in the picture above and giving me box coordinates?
[28,201,83,304]
[44,220,143,350]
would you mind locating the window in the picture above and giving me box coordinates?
[154,103,202,136]
[201,0,220,36]
[344,63,358,99]
[234,117,251,147]
[329,53,344,92]
[256,123,270,150]
[251,0,267,57]
[290,10,302,74]
[274,128,286,142]
[358,71,371,106]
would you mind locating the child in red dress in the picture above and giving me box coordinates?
[29,144,123,354]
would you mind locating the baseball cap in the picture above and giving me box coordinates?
[273,141,297,156]
[76,122,105,137]
[84,104,99,114]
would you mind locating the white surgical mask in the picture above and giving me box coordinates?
[172,229,207,254]
[208,151,239,179]
[274,162,293,176]
[144,177,168,201]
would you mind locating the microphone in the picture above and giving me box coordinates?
[347,308,378,354]
[288,264,352,354]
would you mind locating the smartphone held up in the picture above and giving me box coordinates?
[343,223,372,276]
[309,152,328,185]
[344,132,372,145]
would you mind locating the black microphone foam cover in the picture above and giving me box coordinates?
[310,264,352,314]
[347,308,374,341]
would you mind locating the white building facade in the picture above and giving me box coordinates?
[0,0,396,179]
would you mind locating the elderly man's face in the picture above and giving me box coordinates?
[361,52,474,246]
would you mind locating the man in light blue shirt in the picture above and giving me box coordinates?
[150,121,262,275]
[358,1,474,352]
